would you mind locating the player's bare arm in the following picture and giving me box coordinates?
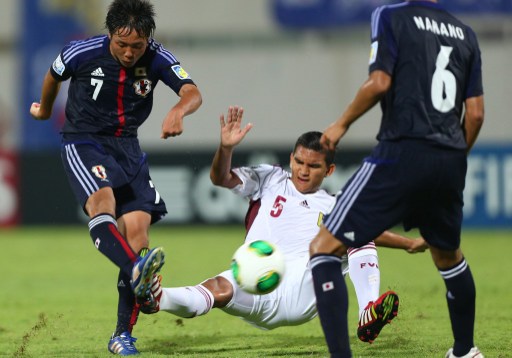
[374,231,428,254]
[161,83,202,139]
[210,106,252,189]
[30,70,61,120]
[321,70,391,151]
[462,95,484,153]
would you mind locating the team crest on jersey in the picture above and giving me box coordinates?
[171,65,190,79]
[91,165,108,181]
[52,54,65,76]
[133,79,152,97]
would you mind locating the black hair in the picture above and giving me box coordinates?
[293,131,335,166]
[105,0,156,38]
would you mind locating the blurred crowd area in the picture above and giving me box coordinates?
[1,0,511,151]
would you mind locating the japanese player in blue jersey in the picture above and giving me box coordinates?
[30,0,202,355]
[308,1,484,358]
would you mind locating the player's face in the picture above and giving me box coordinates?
[109,28,148,68]
[289,146,335,194]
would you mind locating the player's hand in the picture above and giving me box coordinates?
[321,122,347,151]
[406,237,429,253]
[161,108,184,139]
[29,102,51,120]
[219,106,253,148]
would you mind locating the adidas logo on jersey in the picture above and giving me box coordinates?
[299,200,310,209]
[91,67,104,77]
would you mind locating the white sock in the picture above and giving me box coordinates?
[347,246,380,317]
[159,284,214,318]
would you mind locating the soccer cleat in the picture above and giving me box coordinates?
[357,290,399,343]
[139,274,163,314]
[445,346,484,358]
[108,331,139,355]
[131,247,165,299]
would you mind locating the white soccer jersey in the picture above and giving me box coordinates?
[219,165,343,329]
[231,164,334,260]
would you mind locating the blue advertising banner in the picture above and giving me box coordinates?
[464,145,512,227]
[19,146,512,227]
[273,0,512,28]
[21,0,100,150]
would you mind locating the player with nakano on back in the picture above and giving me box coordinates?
[142,106,428,342]
[308,1,485,358]
[29,0,202,355]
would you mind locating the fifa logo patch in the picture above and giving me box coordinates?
[91,165,108,181]
[317,212,324,227]
[133,79,152,97]
[322,281,334,292]
[369,41,378,65]
[171,65,190,79]
[52,54,65,76]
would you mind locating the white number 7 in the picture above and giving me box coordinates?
[90,78,103,101]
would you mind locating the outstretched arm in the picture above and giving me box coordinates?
[161,83,202,139]
[30,70,61,120]
[210,106,253,189]
[374,231,428,254]
[321,70,391,151]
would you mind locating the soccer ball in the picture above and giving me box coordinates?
[231,240,285,295]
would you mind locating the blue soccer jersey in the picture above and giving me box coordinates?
[369,1,483,149]
[50,35,195,137]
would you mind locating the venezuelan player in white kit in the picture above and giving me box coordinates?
[148,106,427,337]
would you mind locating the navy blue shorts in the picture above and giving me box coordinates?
[61,133,167,223]
[323,140,467,251]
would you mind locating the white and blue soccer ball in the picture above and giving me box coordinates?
[231,240,285,295]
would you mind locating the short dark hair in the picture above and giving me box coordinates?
[293,131,335,166]
[105,0,156,38]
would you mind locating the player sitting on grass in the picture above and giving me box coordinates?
[143,106,427,342]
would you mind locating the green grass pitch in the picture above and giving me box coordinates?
[1,226,511,357]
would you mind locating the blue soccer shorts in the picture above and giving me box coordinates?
[60,134,167,223]
[323,140,466,251]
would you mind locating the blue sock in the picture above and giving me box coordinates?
[88,214,137,277]
[115,270,139,336]
[440,259,475,356]
[310,254,352,358]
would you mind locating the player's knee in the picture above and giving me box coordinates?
[309,227,345,256]
[86,187,116,217]
[202,276,233,308]
[431,247,463,270]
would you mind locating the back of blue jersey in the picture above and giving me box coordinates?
[369,1,483,149]
[50,35,195,137]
